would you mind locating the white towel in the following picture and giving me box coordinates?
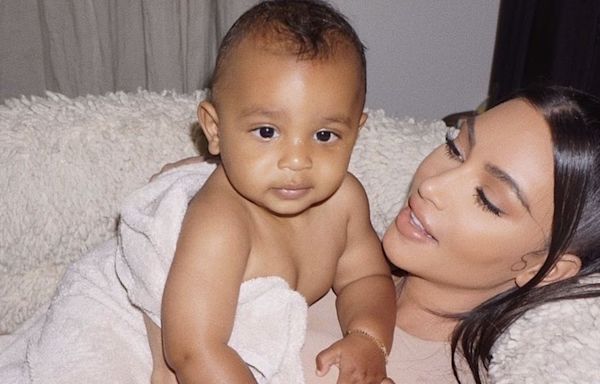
[115,162,214,326]
[1,238,153,384]
[0,162,308,383]
[230,277,307,383]
[115,161,308,382]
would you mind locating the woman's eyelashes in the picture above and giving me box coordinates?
[474,188,503,216]
[445,135,464,161]
[445,132,503,217]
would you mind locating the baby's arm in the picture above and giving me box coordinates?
[161,194,257,383]
[144,313,178,384]
[316,175,396,383]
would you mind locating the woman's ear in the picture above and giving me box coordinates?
[198,101,221,156]
[539,254,582,286]
[515,253,582,288]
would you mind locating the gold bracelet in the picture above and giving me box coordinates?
[344,328,388,363]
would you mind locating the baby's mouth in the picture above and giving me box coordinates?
[273,186,311,200]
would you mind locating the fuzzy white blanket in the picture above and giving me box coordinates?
[489,280,600,383]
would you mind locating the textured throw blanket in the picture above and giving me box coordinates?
[0,163,308,383]
[489,278,600,383]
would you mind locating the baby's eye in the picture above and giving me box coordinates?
[252,126,278,140]
[315,130,339,143]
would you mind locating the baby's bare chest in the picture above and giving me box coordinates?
[246,215,348,303]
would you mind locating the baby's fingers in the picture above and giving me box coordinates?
[381,378,395,384]
[315,344,341,377]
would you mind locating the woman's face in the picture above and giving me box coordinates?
[383,99,555,297]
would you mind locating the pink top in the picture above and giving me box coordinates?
[302,290,475,384]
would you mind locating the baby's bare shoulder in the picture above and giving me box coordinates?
[329,172,370,212]
[184,182,251,241]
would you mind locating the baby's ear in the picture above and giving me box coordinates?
[197,101,221,156]
[515,253,582,288]
[358,112,368,129]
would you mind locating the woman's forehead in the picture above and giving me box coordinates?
[475,99,552,153]
[474,99,555,220]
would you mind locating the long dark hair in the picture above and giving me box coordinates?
[451,85,600,383]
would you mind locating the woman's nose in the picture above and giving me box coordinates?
[277,140,313,171]
[416,171,455,210]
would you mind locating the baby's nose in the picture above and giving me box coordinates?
[278,141,313,171]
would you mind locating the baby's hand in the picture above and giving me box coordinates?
[315,331,387,384]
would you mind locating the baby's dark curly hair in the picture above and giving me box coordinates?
[210,0,366,99]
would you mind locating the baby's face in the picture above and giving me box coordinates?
[203,37,366,216]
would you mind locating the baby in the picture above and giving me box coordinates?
[145,1,396,383]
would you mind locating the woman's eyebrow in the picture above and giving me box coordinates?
[484,163,531,213]
[466,115,476,148]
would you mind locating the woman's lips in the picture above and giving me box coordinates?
[395,205,437,243]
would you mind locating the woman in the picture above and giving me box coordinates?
[302,85,600,384]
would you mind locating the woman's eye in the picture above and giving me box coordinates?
[444,128,464,161]
[252,126,278,139]
[444,139,463,161]
[315,130,339,143]
[474,187,503,216]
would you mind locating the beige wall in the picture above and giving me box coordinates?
[1,1,499,120]
[334,0,500,119]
